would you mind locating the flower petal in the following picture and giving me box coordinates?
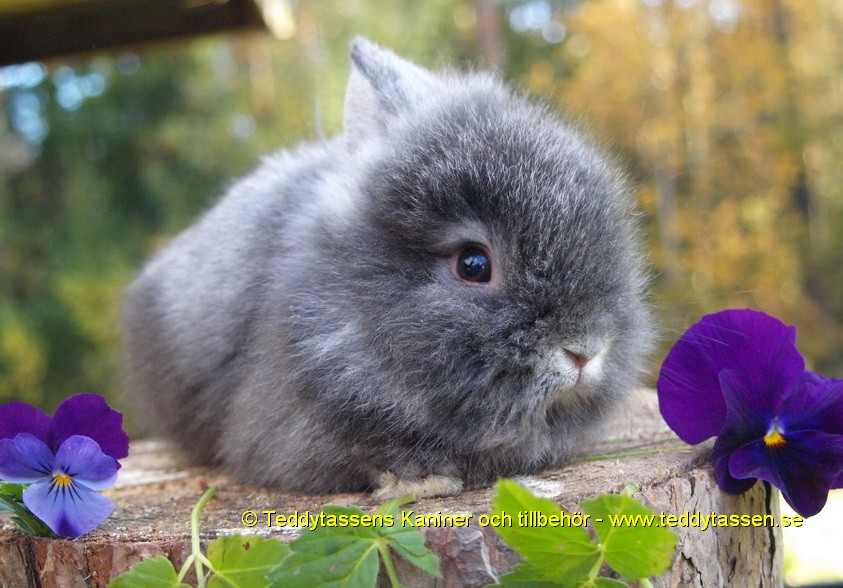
[712,434,759,495]
[729,431,843,518]
[0,402,52,444]
[710,368,790,494]
[657,309,804,444]
[0,433,55,483]
[51,394,129,460]
[718,368,774,436]
[780,377,843,435]
[22,479,113,537]
[54,435,119,490]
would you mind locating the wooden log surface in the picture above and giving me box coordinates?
[0,390,782,587]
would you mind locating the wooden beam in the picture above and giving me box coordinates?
[0,0,268,66]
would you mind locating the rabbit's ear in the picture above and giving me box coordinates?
[343,37,437,149]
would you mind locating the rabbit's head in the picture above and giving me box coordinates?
[272,39,652,477]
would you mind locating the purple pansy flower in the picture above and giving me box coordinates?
[0,394,129,537]
[0,393,129,461]
[658,309,843,517]
[0,433,118,537]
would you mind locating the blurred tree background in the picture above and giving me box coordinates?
[2,0,842,417]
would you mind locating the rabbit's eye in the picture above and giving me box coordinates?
[456,247,492,283]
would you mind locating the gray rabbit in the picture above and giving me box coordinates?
[122,37,652,498]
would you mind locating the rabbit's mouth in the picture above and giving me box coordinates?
[538,339,612,389]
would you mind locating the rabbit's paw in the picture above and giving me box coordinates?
[373,471,464,501]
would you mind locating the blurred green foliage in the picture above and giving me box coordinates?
[1,0,842,420]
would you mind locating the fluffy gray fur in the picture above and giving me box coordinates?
[122,38,652,493]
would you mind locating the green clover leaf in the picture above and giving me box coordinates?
[490,480,678,587]
[492,479,601,584]
[586,578,629,587]
[580,493,678,581]
[107,555,190,588]
[207,534,290,588]
[376,500,441,579]
[267,501,440,588]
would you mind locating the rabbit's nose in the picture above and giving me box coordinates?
[564,348,589,368]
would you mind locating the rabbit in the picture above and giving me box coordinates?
[121,37,652,498]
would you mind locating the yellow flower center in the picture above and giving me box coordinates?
[52,473,72,487]
[763,422,786,448]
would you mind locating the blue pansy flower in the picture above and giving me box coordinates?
[0,394,129,537]
[657,309,843,517]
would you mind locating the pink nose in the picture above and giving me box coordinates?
[564,349,589,368]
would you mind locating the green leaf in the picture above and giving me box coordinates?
[491,479,600,584]
[0,489,54,537]
[580,494,678,580]
[0,482,26,501]
[0,483,26,514]
[588,578,628,588]
[495,565,631,587]
[495,563,565,586]
[266,505,380,588]
[207,534,290,588]
[267,502,440,588]
[0,495,16,514]
[577,577,629,588]
[107,556,191,588]
[10,515,39,535]
[377,500,441,579]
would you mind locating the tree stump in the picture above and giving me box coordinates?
[0,390,782,587]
